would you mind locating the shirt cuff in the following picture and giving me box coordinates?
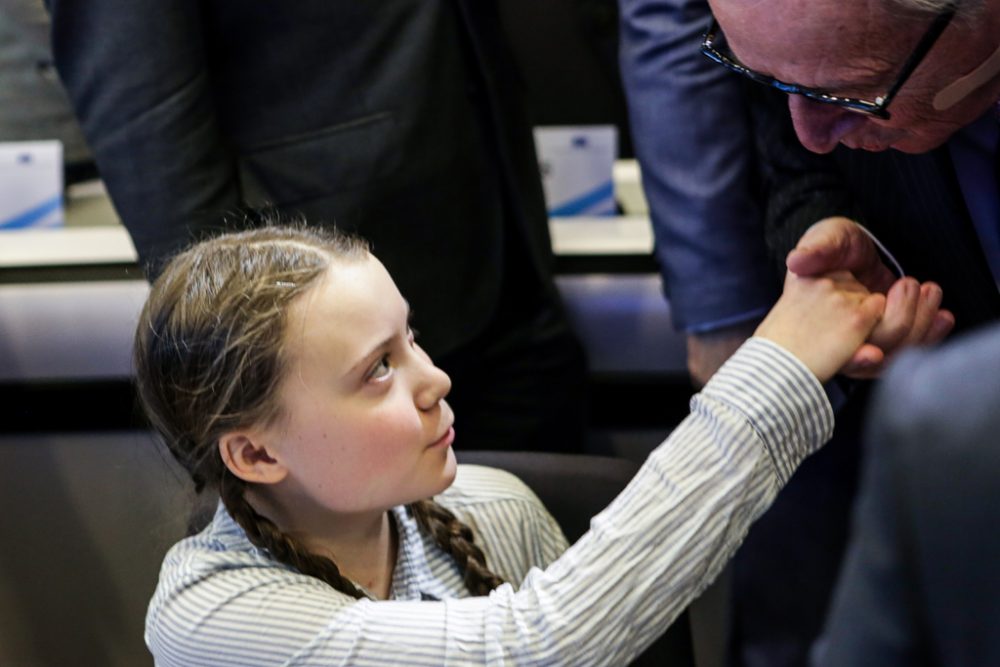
[698,337,835,484]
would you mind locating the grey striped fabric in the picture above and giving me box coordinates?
[145,337,833,666]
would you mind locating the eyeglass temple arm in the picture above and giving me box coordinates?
[879,9,956,106]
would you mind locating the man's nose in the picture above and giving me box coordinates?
[787,95,866,154]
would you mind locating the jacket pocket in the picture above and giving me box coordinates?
[237,110,399,207]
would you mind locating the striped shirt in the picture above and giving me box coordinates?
[145,337,833,666]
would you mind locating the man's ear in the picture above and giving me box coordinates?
[218,432,288,485]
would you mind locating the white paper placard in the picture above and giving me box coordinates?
[0,140,64,229]
[534,126,617,217]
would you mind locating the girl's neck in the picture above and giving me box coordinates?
[248,489,400,599]
[301,511,399,599]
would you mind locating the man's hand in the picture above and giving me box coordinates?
[785,217,954,378]
[786,216,897,292]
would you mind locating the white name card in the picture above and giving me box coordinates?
[534,126,617,217]
[0,140,64,230]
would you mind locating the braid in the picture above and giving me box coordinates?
[219,472,368,599]
[408,499,505,596]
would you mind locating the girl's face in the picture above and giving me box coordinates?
[260,255,456,516]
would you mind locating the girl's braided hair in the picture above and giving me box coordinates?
[134,222,503,598]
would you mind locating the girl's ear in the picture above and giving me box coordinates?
[218,432,288,485]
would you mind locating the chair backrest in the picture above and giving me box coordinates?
[0,430,191,667]
[457,449,638,543]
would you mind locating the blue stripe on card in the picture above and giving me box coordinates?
[549,180,614,217]
[0,195,62,229]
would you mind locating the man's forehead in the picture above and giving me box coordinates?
[709,0,914,86]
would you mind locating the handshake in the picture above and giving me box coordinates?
[776,216,954,380]
[700,216,955,386]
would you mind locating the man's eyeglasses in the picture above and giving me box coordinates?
[700,9,956,120]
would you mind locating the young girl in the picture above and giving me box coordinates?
[139,224,889,666]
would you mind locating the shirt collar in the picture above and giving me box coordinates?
[209,501,454,601]
[388,505,454,602]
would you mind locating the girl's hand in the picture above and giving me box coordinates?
[755,270,888,383]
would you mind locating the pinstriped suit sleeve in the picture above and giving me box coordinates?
[145,337,833,666]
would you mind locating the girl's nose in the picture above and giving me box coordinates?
[414,348,452,411]
[787,95,866,154]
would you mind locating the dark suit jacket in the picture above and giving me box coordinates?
[815,322,1000,666]
[48,0,554,358]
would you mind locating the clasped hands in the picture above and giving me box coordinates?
[786,216,954,379]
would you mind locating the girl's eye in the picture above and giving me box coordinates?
[369,354,393,381]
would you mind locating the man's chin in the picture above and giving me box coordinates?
[840,131,900,153]
[841,133,946,154]
[886,128,958,154]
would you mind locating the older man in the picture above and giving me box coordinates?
[701,0,1000,664]
[704,0,999,340]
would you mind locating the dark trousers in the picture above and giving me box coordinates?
[436,214,589,454]
[437,288,588,454]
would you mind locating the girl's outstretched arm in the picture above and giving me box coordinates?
[146,269,895,666]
